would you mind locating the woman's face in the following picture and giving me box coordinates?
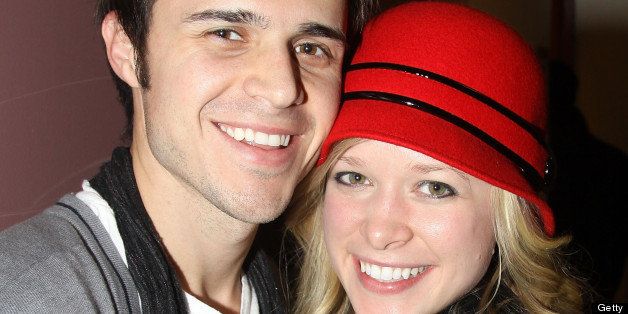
[322,140,496,313]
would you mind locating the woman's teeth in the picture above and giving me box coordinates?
[219,124,290,147]
[360,260,427,282]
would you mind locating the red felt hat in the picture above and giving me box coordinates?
[319,2,555,235]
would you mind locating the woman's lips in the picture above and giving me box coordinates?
[355,257,431,294]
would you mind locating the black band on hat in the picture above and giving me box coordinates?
[343,90,548,192]
[347,62,547,148]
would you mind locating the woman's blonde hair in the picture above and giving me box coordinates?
[286,139,583,313]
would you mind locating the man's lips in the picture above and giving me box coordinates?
[214,122,302,169]
[218,123,291,149]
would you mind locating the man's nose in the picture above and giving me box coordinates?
[243,46,304,109]
[360,192,414,250]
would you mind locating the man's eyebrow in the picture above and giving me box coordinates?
[183,9,270,29]
[298,22,346,43]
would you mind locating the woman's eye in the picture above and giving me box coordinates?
[210,29,243,41]
[295,42,327,57]
[334,171,370,186]
[417,181,456,199]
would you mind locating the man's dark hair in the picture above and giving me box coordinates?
[95,0,379,141]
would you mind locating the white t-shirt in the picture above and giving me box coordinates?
[76,180,259,314]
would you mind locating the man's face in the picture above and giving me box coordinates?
[138,0,347,223]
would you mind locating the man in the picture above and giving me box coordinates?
[0,0,376,312]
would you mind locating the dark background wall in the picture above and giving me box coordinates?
[0,1,124,229]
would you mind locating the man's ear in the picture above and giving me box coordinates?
[101,11,140,88]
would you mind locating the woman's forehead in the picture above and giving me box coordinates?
[341,140,451,168]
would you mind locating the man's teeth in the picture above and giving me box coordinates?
[360,261,426,282]
[220,124,290,147]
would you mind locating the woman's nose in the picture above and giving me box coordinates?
[360,193,414,250]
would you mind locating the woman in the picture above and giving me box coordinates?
[287,2,583,313]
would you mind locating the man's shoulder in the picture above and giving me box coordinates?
[0,194,140,312]
[1,194,95,249]
[0,197,87,272]
[0,195,100,286]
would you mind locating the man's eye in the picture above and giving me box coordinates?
[417,181,456,199]
[334,171,370,186]
[295,42,326,57]
[210,29,243,41]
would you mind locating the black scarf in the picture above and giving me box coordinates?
[90,147,285,313]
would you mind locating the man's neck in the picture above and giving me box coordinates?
[129,142,258,312]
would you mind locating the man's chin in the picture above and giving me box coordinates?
[212,194,290,225]
[224,207,286,225]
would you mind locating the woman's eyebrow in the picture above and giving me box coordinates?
[337,156,366,168]
[183,9,270,29]
[409,164,470,182]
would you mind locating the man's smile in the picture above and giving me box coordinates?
[218,122,291,149]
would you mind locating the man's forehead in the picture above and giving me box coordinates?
[158,0,346,30]
[181,7,346,43]
[183,8,270,29]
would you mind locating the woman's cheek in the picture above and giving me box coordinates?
[322,189,364,240]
